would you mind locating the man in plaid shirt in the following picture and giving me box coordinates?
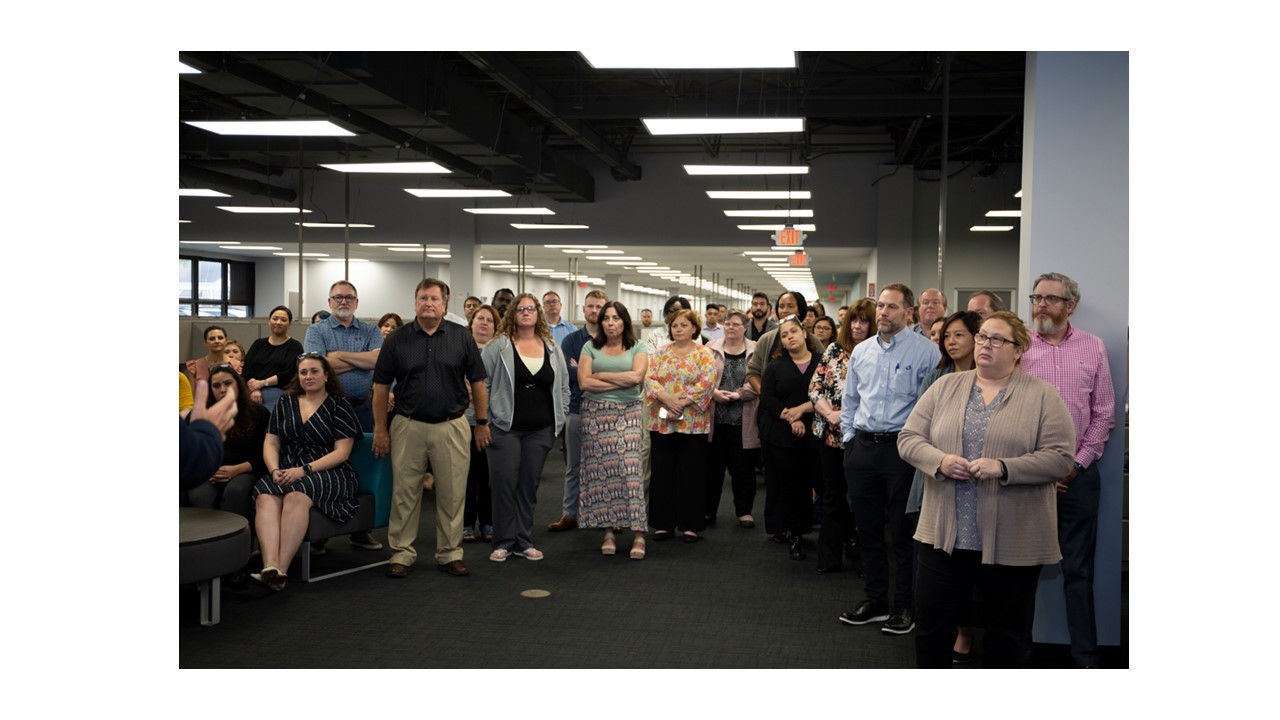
[1021,271,1116,669]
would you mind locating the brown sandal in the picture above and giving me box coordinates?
[630,536,647,560]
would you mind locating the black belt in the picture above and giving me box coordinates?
[402,410,466,424]
[855,430,900,443]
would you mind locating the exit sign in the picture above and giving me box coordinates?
[772,227,806,246]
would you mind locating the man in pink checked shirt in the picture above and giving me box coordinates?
[1021,271,1116,669]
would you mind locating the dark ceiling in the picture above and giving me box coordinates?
[179,51,1026,204]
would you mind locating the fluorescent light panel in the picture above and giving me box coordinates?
[179,219,191,224]
[463,207,555,215]
[684,165,808,176]
[405,189,511,198]
[511,223,588,229]
[706,191,810,200]
[985,210,1022,218]
[587,256,643,261]
[180,240,229,245]
[321,161,449,174]
[970,225,1015,232]
[426,254,451,259]
[1014,190,1024,198]
[544,244,608,249]
[179,188,230,197]
[273,252,328,257]
[296,222,375,228]
[178,62,201,74]
[644,118,804,135]
[218,206,312,214]
[738,223,817,231]
[186,120,355,137]
[725,209,813,218]
[318,258,369,263]
[480,260,512,265]
[223,245,281,250]
[581,50,796,69]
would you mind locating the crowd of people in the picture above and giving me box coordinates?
[180,271,1115,669]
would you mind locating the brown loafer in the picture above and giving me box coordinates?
[386,562,409,578]
[547,514,578,532]
[437,560,470,577]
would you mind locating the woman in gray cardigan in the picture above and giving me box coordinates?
[898,312,1075,668]
[482,293,571,562]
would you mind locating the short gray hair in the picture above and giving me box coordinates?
[1034,272,1080,304]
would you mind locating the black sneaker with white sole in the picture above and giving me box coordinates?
[839,600,890,626]
[880,607,916,635]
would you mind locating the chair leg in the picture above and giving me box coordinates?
[300,541,311,582]
[198,577,221,626]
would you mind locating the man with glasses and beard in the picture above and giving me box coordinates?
[303,279,384,552]
[1021,271,1115,669]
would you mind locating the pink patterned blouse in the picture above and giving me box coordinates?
[643,343,719,435]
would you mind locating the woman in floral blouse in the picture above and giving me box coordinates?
[644,309,719,543]
[808,298,877,574]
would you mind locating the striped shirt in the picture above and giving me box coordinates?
[1021,324,1115,468]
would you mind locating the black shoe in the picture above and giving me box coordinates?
[839,600,890,626]
[788,535,805,560]
[881,607,916,635]
[815,565,841,575]
[952,650,972,665]
[770,532,788,545]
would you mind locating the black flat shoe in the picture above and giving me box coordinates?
[681,533,700,544]
[816,565,841,575]
[770,533,788,544]
[651,531,673,542]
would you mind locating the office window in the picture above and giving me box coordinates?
[180,255,254,317]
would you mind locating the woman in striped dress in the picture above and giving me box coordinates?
[252,353,361,591]
[577,302,650,559]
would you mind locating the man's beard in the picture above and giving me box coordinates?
[332,307,355,321]
[751,308,766,319]
[1033,311,1065,335]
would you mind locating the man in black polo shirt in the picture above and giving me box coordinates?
[373,278,489,578]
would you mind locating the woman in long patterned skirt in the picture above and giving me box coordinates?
[576,302,650,559]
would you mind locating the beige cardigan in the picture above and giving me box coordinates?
[898,369,1076,566]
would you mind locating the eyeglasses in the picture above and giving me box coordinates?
[515,305,538,313]
[329,294,357,302]
[1028,294,1066,306]
[297,351,325,361]
[974,333,1014,348]
[542,299,560,305]
[723,322,745,328]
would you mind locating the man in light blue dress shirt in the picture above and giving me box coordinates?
[837,283,940,636]
[542,291,577,346]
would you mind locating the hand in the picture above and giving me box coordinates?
[939,454,971,480]
[826,415,841,435]
[387,391,396,413]
[780,406,802,423]
[712,389,731,404]
[790,420,806,437]
[247,378,264,391]
[1055,465,1080,493]
[728,391,741,402]
[473,424,491,451]
[569,358,579,368]
[189,379,238,440]
[210,465,237,483]
[273,467,303,486]
[250,390,263,405]
[967,457,1003,481]
[826,409,842,426]
[372,430,391,459]
[675,396,694,411]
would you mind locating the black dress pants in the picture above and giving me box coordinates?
[845,434,916,609]
[914,545,1042,668]
[817,444,853,568]
[649,431,707,533]
[705,423,757,519]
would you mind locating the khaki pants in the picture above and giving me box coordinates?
[388,414,471,566]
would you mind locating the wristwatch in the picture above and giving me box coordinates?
[302,462,313,475]
[1073,461,1085,475]
[476,419,489,426]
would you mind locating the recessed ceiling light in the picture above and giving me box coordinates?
[404,189,512,198]
[360,243,424,247]
[426,253,451,259]
[531,269,556,275]
[511,224,588,230]
[180,240,229,245]
[481,260,512,265]
[186,120,355,137]
[970,225,1015,232]
[222,245,282,250]
[272,252,329,257]
[724,209,813,218]
[738,223,817,231]
[320,161,450,174]
[643,118,804,135]
[179,188,231,197]
[217,206,312,214]
[580,51,796,69]
[295,222,376,228]
[587,256,643,261]
[463,207,555,215]
[985,210,1022,218]
[1014,189,1023,198]
[706,191,811,200]
[179,219,191,224]
[684,165,809,176]
[317,258,369,263]
[577,250,624,255]
[178,62,202,74]
[387,247,433,253]
[742,251,797,256]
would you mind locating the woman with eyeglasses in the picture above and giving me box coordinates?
[245,305,305,411]
[705,310,760,528]
[482,294,570,562]
[186,364,270,519]
[577,301,650,558]
[812,316,837,348]
[904,310,982,659]
[899,312,1076,668]
[463,304,500,543]
[250,352,361,591]
[809,298,877,574]
[759,316,821,560]
[645,308,718,543]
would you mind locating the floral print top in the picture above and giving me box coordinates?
[808,341,851,449]
[643,343,719,435]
